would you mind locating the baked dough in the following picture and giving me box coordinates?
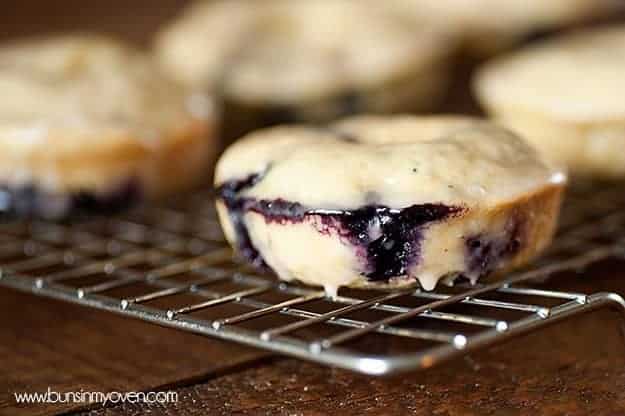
[155,0,454,137]
[0,35,217,218]
[215,115,565,294]
[389,0,620,55]
[475,25,625,177]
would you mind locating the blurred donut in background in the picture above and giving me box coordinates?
[155,0,456,139]
[388,0,622,56]
[475,25,625,178]
[0,35,217,219]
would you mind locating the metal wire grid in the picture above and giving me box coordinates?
[1,184,625,375]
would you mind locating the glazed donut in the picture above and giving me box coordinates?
[0,35,217,219]
[155,0,455,138]
[215,116,565,294]
[475,25,625,178]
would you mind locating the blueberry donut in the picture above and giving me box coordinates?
[155,0,455,138]
[0,35,217,219]
[475,25,625,178]
[389,0,620,55]
[215,116,565,294]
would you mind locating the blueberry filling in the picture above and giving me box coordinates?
[465,215,525,277]
[72,181,141,214]
[217,173,463,282]
[245,198,308,223]
[335,204,462,281]
[216,172,270,269]
[0,180,141,220]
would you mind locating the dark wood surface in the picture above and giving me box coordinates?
[2,2,625,415]
[0,0,188,47]
[3,259,625,415]
[0,287,268,416]
[83,308,625,416]
[79,261,625,416]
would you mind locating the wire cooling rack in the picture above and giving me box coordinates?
[1,182,625,375]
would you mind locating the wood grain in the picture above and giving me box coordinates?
[80,259,625,415]
[81,307,625,416]
[1,2,625,416]
[0,287,267,416]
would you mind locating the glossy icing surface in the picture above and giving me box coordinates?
[215,116,565,293]
[216,116,561,210]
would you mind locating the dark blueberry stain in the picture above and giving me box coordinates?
[244,198,307,223]
[0,179,141,221]
[338,204,463,281]
[215,172,269,269]
[217,172,463,282]
[72,180,141,215]
[465,214,525,277]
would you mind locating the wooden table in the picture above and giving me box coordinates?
[4,264,625,416]
[2,2,625,415]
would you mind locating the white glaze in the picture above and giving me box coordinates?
[216,116,560,209]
